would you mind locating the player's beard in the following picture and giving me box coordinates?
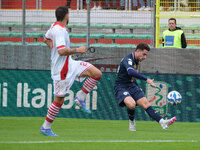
[67,20,69,25]
[139,57,145,62]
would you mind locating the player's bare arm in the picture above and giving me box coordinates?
[58,46,87,56]
[44,39,52,49]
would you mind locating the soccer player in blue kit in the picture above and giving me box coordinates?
[114,42,176,131]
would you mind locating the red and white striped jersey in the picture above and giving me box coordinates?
[44,22,72,80]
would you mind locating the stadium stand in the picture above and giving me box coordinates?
[0,22,199,48]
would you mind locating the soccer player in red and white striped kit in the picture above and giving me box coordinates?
[40,6,102,136]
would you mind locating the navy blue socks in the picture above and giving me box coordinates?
[145,106,162,122]
[127,108,135,121]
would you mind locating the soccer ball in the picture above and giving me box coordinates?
[167,91,182,105]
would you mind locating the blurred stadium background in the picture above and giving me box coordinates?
[0,0,200,47]
[0,0,200,123]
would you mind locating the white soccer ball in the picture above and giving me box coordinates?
[167,91,182,105]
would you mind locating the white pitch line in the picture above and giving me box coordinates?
[0,140,198,144]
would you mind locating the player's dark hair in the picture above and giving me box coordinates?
[168,18,176,24]
[135,42,150,51]
[55,6,69,21]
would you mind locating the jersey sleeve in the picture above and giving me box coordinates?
[127,69,147,80]
[44,29,51,41]
[55,29,66,50]
[122,57,147,81]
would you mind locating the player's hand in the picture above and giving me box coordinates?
[77,46,87,53]
[147,79,156,87]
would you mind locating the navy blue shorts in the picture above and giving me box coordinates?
[114,84,145,107]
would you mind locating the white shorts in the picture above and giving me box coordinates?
[53,60,92,97]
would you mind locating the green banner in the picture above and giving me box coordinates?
[0,70,200,122]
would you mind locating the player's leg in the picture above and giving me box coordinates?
[114,85,137,131]
[136,97,176,130]
[124,96,136,131]
[75,64,102,113]
[80,65,102,95]
[40,80,69,136]
[137,97,162,122]
[40,96,64,136]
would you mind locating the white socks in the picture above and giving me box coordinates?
[159,118,165,124]
[76,90,87,100]
[43,120,52,129]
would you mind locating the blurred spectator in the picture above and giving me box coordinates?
[91,0,102,10]
[180,0,188,6]
[132,0,138,10]
[82,0,86,9]
[137,0,152,11]
[197,0,200,11]
[66,0,71,9]
[118,0,125,10]
[105,0,117,9]
[162,18,187,48]
[66,0,86,9]
[160,0,173,11]
[118,0,152,10]
[159,0,165,11]
[167,0,174,11]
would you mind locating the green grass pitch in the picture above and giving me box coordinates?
[0,117,199,150]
